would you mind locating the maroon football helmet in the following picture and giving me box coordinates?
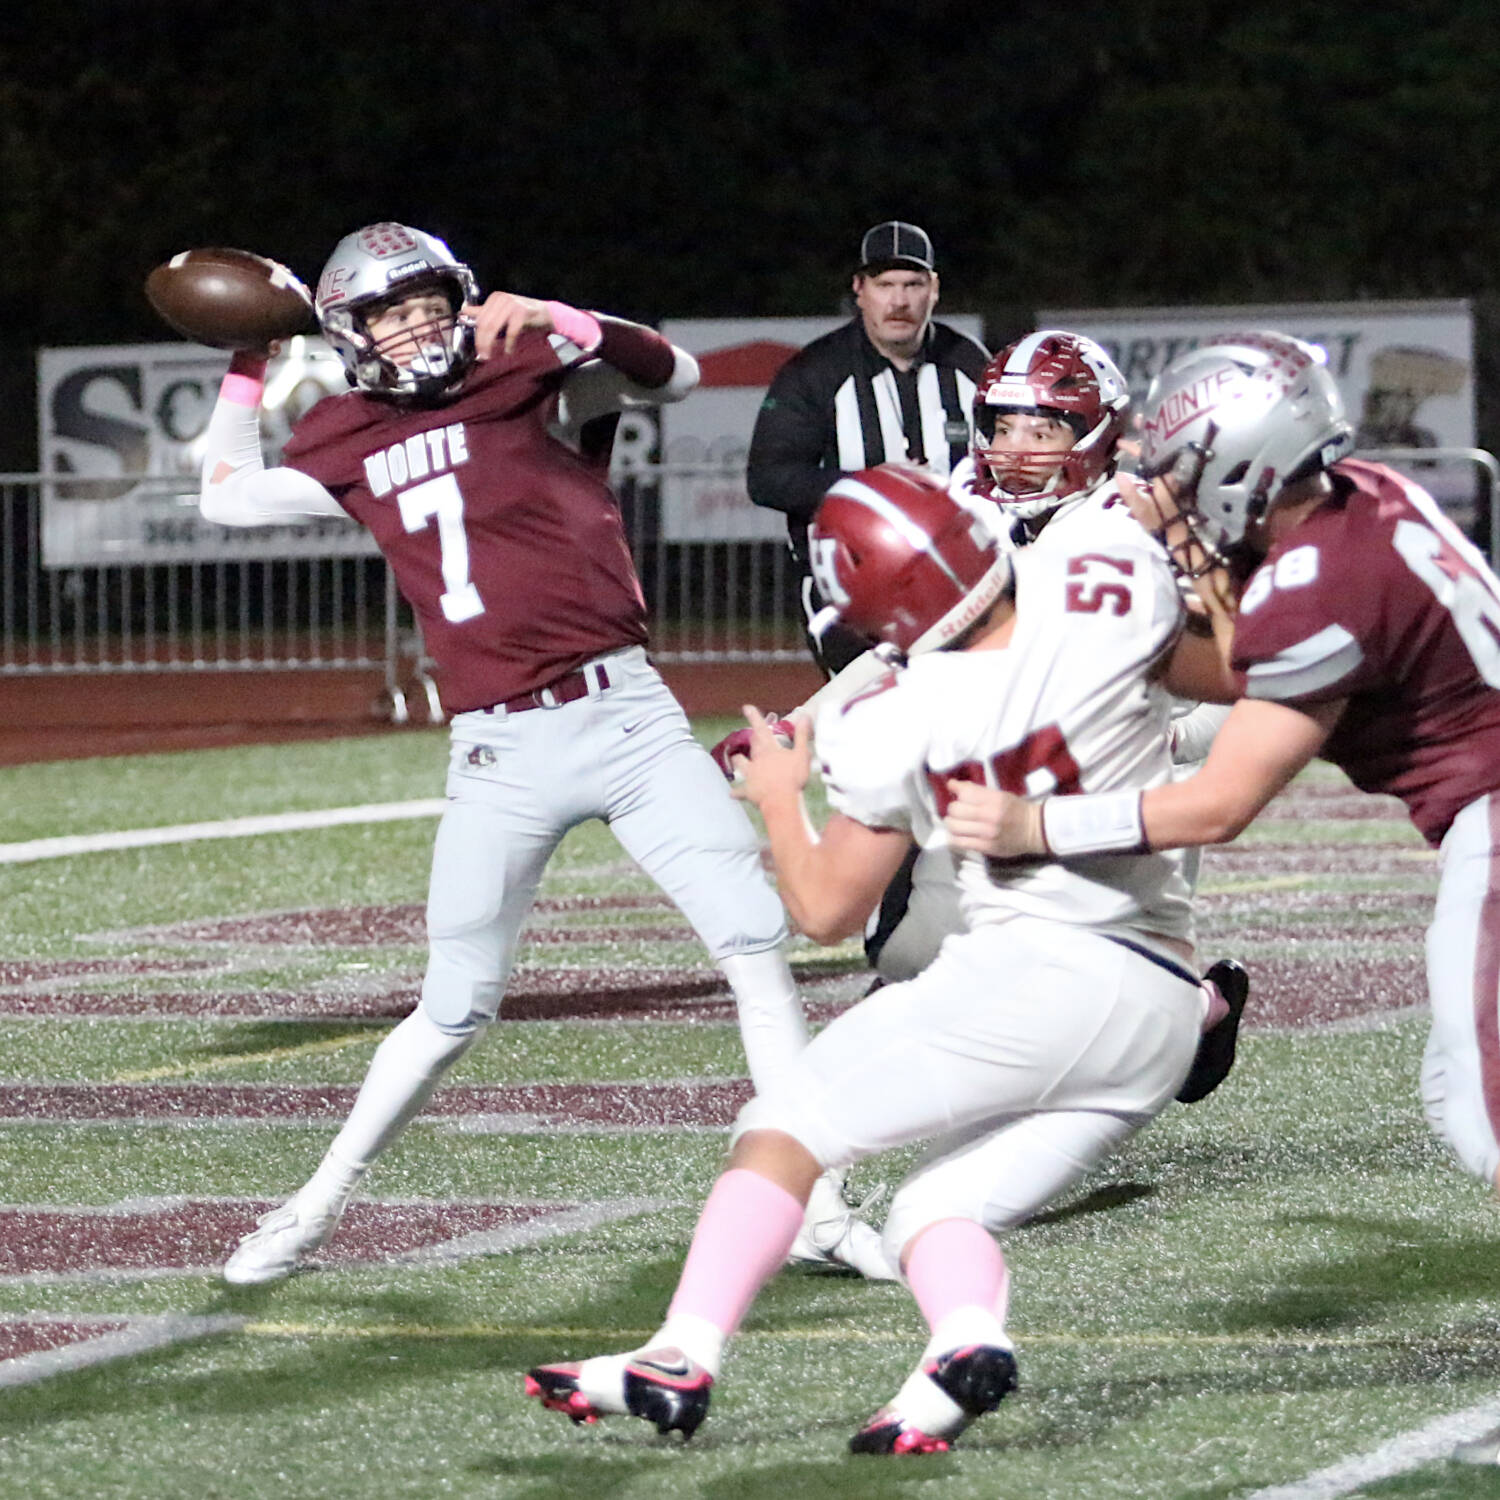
[808,464,1012,655]
[971,330,1130,520]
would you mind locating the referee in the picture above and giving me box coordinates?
[746,221,989,675]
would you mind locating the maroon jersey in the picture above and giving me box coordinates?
[1231,459,1500,844]
[282,331,649,713]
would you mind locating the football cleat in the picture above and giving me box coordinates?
[787,1170,900,1280]
[524,1348,713,1440]
[849,1408,952,1455]
[1453,1421,1500,1464]
[850,1343,1019,1456]
[1176,958,1250,1104]
[223,1193,346,1286]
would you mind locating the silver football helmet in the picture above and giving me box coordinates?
[314,223,480,399]
[1138,332,1353,564]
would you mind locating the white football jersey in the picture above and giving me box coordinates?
[817,532,1194,948]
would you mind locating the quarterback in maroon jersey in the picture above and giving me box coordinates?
[196,222,892,1286]
[944,332,1500,1204]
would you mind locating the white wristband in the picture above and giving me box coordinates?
[1041,791,1146,857]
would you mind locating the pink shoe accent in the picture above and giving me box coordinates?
[523,1371,598,1425]
[894,1430,949,1455]
[668,1168,805,1335]
[904,1218,1009,1332]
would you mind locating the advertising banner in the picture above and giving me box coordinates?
[36,338,376,566]
[1036,300,1478,519]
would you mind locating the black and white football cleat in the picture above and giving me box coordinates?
[525,1347,713,1440]
[1177,957,1250,1104]
[849,1342,1018,1456]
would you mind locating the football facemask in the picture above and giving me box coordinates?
[971,331,1129,520]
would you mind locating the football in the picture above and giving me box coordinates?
[144,247,314,349]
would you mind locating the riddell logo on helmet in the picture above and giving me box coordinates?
[384,260,431,287]
[985,382,1037,407]
[1144,368,1240,444]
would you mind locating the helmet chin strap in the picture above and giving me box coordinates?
[807,604,842,643]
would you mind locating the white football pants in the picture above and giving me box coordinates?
[1423,791,1500,1183]
[735,916,1202,1265]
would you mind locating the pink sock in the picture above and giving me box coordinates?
[905,1217,1010,1330]
[667,1168,806,1335]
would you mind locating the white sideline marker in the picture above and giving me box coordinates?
[0,799,448,865]
[0,1314,246,1386]
[1244,1394,1500,1497]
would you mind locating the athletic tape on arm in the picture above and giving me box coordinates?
[1041,791,1147,857]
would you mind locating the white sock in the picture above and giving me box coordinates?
[326,1007,478,1167]
[648,1312,727,1379]
[718,949,809,1095]
[921,1305,1011,1365]
[570,1314,725,1413]
[889,1364,967,1436]
[298,1147,365,1214]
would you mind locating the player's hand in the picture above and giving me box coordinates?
[708,712,794,783]
[465,292,556,359]
[943,782,1046,859]
[1122,473,1238,619]
[1119,470,1185,540]
[731,706,813,808]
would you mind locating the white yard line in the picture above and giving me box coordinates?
[0,1314,246,1386]
[0,1196,678,1290]
[1243,1397,1500,1497]
[0,800,448,864]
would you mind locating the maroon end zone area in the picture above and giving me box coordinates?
[0,964,857,1025]
[0,1318,130,1360]
[152,893,682,949]
[0,1201,575,1278]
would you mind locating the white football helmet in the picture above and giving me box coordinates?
[1138,332,1354,563]
[314,223,480,399]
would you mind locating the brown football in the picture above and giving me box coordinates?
[144,247,314,349]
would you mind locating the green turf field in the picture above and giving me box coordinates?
[2,724,1498,1499]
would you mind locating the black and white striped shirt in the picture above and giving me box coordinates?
[747,317,989,569]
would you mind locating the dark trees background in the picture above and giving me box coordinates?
[3,0,1499,464]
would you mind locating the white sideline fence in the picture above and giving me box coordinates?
[2,449,1495,724]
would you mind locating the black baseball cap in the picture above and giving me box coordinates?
[857,221,935,274]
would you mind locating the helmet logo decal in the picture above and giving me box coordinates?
[809,536,850,607]
[358,223,421,257]
[316,263,355,308]
[385,259,432,286]
[982,381,1040,408]
[1142,367,1241,447]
